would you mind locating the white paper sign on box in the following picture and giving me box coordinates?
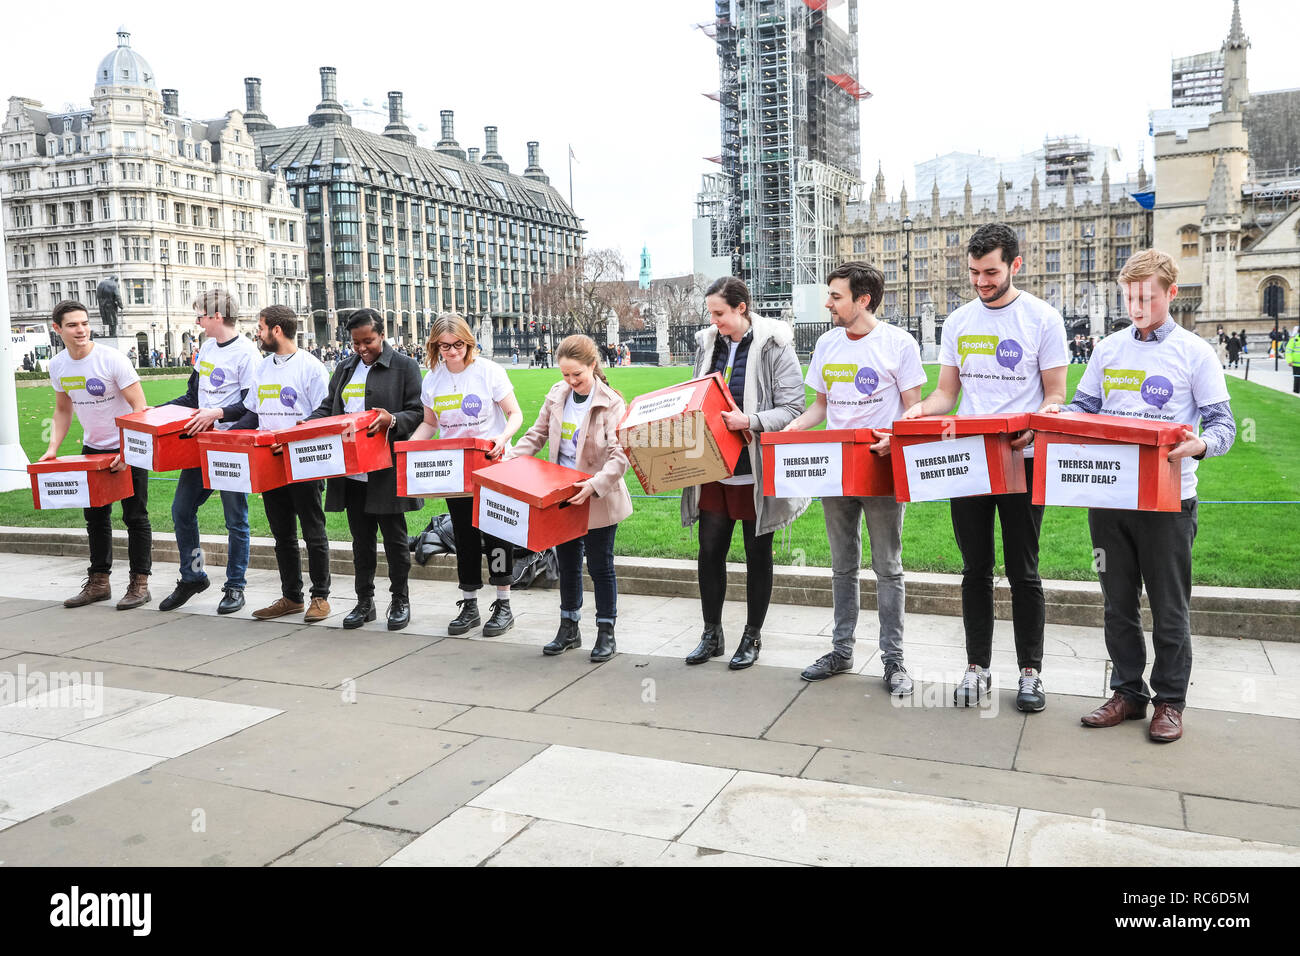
[287,434,345,481]
[901,435,991,502]
[38,471,91,509]
[477,487,530,548]
[1044,442,1140,509]
[405,449,466,495]
[121,429,154,470]
[773,442,843,497]
[622,390,693,430]
[206,451,253,493]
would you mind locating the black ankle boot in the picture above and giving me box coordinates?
[590,621,616,662]
[729,625,761,670]
[684,624,725,665]
[448,598,481,635]
[543,619,581,656]
[483,598,514,636]
[343,599,376,629]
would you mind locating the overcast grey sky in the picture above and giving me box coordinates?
[5,1,1297,279]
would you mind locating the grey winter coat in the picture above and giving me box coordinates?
[680,315,810,536]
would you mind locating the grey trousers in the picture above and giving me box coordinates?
[822,495,906,662]
[1088,499,1198,709]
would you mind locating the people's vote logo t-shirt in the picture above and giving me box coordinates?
[805,323,927,430]
[421,358,513,439]
[1076,324,1229,499]
[558,389,591,469]
[48,344,140,450]
[343,360,373,482]
[196,335,259,430]
[250,350,330,431]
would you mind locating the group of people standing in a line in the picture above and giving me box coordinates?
[36,222,1233,744]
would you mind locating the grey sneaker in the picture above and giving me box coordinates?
[883,659,914,696]
[1016,667,1046,712]
[801,652,854,682]
[954,665,992,707]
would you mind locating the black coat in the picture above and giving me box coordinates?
[308,343,425,514]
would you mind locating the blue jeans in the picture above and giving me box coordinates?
[172,466,249,589]
[556,524,617,624]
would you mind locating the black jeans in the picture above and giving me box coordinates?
[697,509,774,630]
[343,479,410,600]
[556,523,618,623]
[1292,365,1300,394]
[261,480,330,602]
[82,444,151,577]
[447,495,514,590]
[1089,499,1198,709]
[949,456,1044,670]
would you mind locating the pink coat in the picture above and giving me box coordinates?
[508,377,634,530]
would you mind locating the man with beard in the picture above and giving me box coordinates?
[245,305,333,623]
[903,223,1068,713]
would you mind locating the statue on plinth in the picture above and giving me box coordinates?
[96,276,123,338]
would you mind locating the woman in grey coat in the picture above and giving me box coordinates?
[681,277,809,670]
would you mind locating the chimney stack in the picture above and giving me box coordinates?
[242,77,273,133]
[523,140,549,184]
[434,109,465,160]
[308,66,351,127]
[482,125,509,173]
[161,89,179,116]
[382,91,416,145]
[467,147,481,164]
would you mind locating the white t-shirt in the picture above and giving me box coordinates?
[49,343,140,450]
[197,335,260,431]
[249,350,330,432]
[722,339,740,386]
[343,360,373,482]
[558,389,591,469]
[421,358,513,439]
[805,323,927,431]
[1076,324,1229,499]
[940,290,1069,457]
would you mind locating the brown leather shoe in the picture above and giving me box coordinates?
[252,596,306,620]
[64,572,111,608]
[1149,702,1184,742]
[1080,691,1147,728]
[304,596,331,623]
[115,573,152,610]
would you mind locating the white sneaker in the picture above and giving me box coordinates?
[954,665,992,707]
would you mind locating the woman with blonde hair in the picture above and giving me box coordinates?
[410,314,523,636]
[508,334,632,661]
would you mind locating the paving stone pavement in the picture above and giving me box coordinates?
[0,551,1296,867]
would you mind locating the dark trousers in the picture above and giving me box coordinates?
[949,457,1044,670]
[446,495,514,590]
[343,479,410,600]
[82,444,151,577]
[261,480,330,602]
[556,523,618,623]
[1292,365,1300,393]
[1088,499,1198,709]
[697,509,774,630]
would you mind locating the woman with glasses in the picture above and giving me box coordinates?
[410,314,523,636]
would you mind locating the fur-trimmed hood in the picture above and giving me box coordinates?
[694,314,795,355]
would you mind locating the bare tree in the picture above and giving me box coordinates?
[531,248,640,339]
[652,273,708,328]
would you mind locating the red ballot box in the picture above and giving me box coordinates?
[617,372,747,495]
[890,413,1031,502]
[760,429,894,498]
[472,456,592,552]
[28,455,133,510]
[197,429,287,493]
[274,410,391,483]
[395,438,495,498]
[1028,412,1186,512]
[116,405,202,472]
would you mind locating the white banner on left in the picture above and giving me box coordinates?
[38,471,90,509]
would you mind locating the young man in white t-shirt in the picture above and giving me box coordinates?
[903,223,1069,713]
[1043,250,1235,742]
[38,301,152,609]
[784,262,927,693]
[244,306,333,623]
[157,289,260,615]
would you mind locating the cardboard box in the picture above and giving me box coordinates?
[274,410,392,483]
[115,405,202,472]
[395,438,495,498]
[890,413,1031,502]
[471,456,592,552]
[1028,412,1186,512]
[196,429,288,493]
[617,372,748,495]
[760,428,894,498]
[28,454,133,510]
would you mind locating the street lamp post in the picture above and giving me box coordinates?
[159,251,172,365]
[901,216,914,328]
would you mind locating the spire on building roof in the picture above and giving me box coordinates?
[1225,0,1248,49]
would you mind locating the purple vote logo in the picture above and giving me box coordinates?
[460,394,483,417]
[85,378,106,397]
[854,366,880,396]
[1141,375,1174,410]
[279,385,298,408]
[995,339,1023,370]
[210,367,226,387]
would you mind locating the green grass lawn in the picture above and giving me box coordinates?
[5,362,1296,588]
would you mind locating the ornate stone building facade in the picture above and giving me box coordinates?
[2,30,306,357]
